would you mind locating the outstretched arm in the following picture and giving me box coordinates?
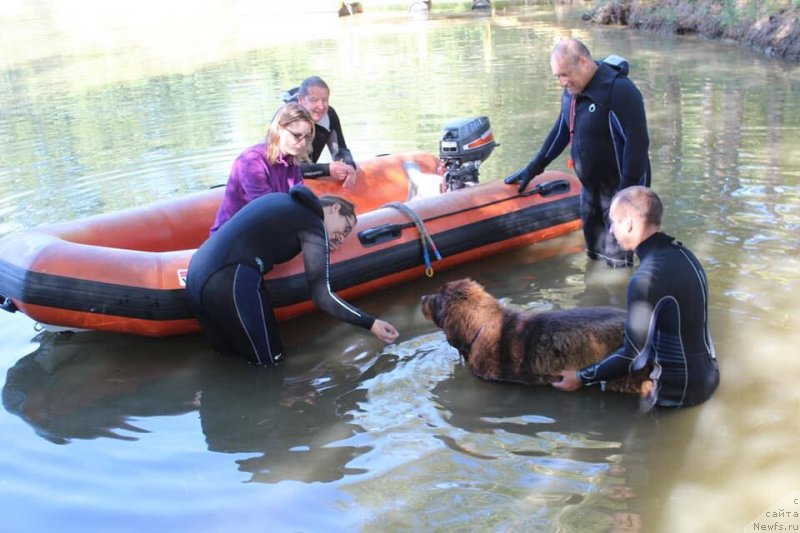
[300,161,356,188]
[505,100,571,191]
[554,274,653,390]
[300,226,398,343]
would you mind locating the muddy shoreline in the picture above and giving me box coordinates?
[584,0,800,61]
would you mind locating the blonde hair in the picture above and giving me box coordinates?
[266,102,315,165]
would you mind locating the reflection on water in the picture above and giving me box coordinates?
[3,330,375,483]
[3,334,201,444]
[338,336,655,532]
[1,2,800,532]
[0,244,704,531]
[5,319,695,532]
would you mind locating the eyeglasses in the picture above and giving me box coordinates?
[282,126,312,144]
[343,216,355,237]
[329,215,356,251]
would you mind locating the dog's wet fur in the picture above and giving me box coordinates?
[420,278,650,394]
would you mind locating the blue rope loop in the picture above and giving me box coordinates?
[384,202,443,276]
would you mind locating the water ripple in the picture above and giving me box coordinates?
[334,334,640,531]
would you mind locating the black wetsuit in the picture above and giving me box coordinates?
[578,232,719,407]
[283,89,356,178]
[527,61,651,266]
[186,186,374,365]
[302,105,356,178]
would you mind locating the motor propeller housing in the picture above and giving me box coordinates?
[438,116,497,190]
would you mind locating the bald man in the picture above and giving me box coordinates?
[552,187,719,409]
[506,39,651,268]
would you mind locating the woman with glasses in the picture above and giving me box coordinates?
[210,102,314,234]
[187,185,399,366]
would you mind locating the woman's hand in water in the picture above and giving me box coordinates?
[371,319,399,343]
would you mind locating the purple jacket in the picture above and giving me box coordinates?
[210,143,304,234]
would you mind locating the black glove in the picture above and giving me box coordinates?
[503,167,529,185]
[504,161,545,193]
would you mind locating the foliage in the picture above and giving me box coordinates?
[587,0,800,60]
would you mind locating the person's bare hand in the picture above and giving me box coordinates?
[328,161,351,183]
[342,165,358,189]
[370,319,399,343]
[551,369,582,391]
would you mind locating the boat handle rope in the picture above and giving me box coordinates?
[359,178,572,259]
[384,202,443,277]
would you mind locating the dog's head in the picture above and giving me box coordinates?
[420,278,497,361]
[420,278,479,326]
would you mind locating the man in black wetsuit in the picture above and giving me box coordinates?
[505,38,651,268]
[285,76,358,187]
[186,186,398,365]
[552,186,719,408]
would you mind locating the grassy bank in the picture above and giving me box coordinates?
[585,0,800,60]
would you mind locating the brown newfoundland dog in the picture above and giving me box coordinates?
[420,278,650,394]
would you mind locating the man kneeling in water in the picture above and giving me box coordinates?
[553,186,719,408]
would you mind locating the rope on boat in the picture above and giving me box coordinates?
[384,202,442,277]
[365,179,572,274]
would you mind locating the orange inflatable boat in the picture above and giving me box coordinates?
[0,151,581,337]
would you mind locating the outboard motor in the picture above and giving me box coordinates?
[438,116,497,190]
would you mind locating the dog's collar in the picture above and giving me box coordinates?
[459,325,485,360]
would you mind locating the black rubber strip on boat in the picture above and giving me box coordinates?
[0,195,579,321]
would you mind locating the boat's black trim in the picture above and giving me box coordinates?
[268,195,579,306]
[0,195,579,322]
[0,259,191,320]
